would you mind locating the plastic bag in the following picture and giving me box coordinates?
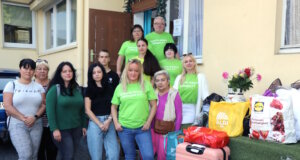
[183,126,229,149]
[250,95,296,144]
[209,101,250,137]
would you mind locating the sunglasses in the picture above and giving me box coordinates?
[36,59,48,64]
[182,53,193,57]
[128,58,141,63]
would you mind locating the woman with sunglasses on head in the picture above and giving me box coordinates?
[46,62,87,160]
[173,54,209,129]
[135,38,161,84]
[35,59,58,160]
[151,70,182,160]
[159,43,182,87]
[3,58,46,160]
[116,24,144,77]
[111,59,157,160]
[85,63,119,160]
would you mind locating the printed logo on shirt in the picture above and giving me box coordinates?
[164,65,180,71]
[181,81,198,88]
[15,89,42,93]
[108,78,113,84]
[150,39,168,45]
[120,91,144,100]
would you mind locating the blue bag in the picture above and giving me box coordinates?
[164,130,184,160]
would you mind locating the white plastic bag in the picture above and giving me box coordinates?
[277,88,300,141]
[250,95,296,144]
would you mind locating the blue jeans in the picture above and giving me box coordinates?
[52,127,82,160]
[87,115,119,160]
[118,127,154,160]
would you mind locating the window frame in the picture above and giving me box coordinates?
[43,0,77,53]
[167,0,203,63]
[280,0,300,54]
[1,2,36,49]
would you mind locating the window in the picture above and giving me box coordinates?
[2,2,35,48]
[281,0,300,53]
[45,0,76,51]
[169,0,203,62]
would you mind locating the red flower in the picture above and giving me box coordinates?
[244,68,251,77]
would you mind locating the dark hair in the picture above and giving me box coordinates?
[130,24,144,41]
[48,61,78,96]
[164,43,178,58]
[19,58,36,70]
[137,38,161,77]
[99,49,110,56]
[86,63,109,99]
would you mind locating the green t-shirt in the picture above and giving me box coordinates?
[160,59,183,86]
[111,81,157,128]
[145,32,174,62]
[178,74,198,104]
[46,86,86,131]
[118,41,139,63]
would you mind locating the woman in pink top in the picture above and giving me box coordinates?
[151,70,182,160]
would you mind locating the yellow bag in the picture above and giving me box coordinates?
[209,101,250,137]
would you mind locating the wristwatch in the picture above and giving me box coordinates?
[34,114,40,119]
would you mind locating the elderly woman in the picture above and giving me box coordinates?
[174,54,209,129]
[35,59,58,160]
[151,70,182,160]
[111,59,157,160]
[3,58,46,160]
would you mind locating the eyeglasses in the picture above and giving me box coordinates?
[36,59,48,64]
[182,53,193,57]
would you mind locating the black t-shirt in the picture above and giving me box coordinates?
[85,87,112,116]
[107,70,119,91]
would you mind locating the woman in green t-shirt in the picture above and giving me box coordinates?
[116,24,144,77]
[135,38,161,85]
[173,54,209,129]
[111,59,157,160]
[160,43,183,86]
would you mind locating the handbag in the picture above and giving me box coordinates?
[0,116,10,143]
[154,119,175,135]
[209,101,250,137]
[291,80,300,89]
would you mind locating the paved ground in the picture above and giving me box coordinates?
[0,138,91,160]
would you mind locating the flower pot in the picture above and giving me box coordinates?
[225,88,246,102]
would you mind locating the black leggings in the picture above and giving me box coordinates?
[38,127,57,160]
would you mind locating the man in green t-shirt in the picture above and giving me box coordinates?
[145,16,174,62]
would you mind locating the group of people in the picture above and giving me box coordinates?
[3,16,209,160]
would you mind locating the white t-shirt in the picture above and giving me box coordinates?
[3,80,45,124]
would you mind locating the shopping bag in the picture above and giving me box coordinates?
[183,126,229,148]
[250,95,296,143]
[164,130,184,160]
[209,101,250,137]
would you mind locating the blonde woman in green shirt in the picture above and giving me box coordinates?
[173,54,209,129]
[116,24,144,77]
[111,59,157,160]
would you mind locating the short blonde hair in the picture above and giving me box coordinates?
[120,59,144,92]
